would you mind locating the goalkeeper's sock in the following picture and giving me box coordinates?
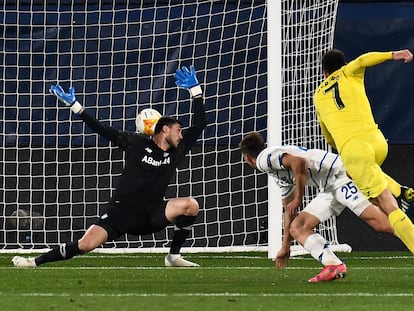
[388,209,414,254]
[169,228,190,254]
[169,215,197,254]
[35,242,81,266]
[304,233,342,266]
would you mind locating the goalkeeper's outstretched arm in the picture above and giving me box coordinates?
[174,66,207,152]
[49,84,119,143]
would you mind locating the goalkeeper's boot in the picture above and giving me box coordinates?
[165,254,199,267]
[12,256,37,268]
[396,186,414,221]
[308,262,347,283]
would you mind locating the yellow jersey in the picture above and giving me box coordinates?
[313,51,393,151]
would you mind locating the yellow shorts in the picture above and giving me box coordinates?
[339,130,388,198]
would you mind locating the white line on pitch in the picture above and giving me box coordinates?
[0,292,412,298]
[1,254,412,260]
[0,266,412,270]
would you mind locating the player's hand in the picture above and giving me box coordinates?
[392,49,413,63]
[49,84,83,114]
[285,198,301,217]
[174,65,202,98]
[274,248,290,269]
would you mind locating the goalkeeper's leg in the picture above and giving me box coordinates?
[39,225,108,265]
[169,215,197,255]
[34,241,82,266]
[13,224,108,267]
[164,197,199,267]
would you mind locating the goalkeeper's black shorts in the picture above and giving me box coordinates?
[96,200,171,242]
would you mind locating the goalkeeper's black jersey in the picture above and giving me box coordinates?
[79,97,206,205]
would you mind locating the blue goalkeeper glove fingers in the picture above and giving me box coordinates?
[49,84,83,113]
[174,66,202,97]
[49,84,76,106]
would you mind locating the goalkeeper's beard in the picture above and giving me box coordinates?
[166,136,180,149]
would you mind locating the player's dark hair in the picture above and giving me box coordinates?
[322,49,346,74]
[154,116,182,135]
[239,131,266,158]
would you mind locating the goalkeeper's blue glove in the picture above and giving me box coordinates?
[49,84,83,114]
[174,65,202,98]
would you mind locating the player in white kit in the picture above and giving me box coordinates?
[240,132,396,282]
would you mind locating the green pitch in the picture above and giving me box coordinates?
[0,252,413,310]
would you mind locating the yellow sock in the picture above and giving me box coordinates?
[384,173,401,197]
[389,209,414,253]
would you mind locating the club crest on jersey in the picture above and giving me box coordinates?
[142,155,170,166]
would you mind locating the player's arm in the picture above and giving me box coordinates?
[274,153,307,268]
[344,52,393,75]
[174,66,207,151]
[344,49,412,76]
[275,193,295,269]
[280,153,307,217]
[49,85,119,144]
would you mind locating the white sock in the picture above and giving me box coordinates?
[303,233,342,266]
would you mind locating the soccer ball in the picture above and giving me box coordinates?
[135,108,162,135]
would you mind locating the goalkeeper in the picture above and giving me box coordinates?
[13,66,206,268]
[240,132,401,282]
[314,49,414,253]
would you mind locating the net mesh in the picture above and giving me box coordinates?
[1,1,268,251]
[280,0,350,255]
[0,0,347,253]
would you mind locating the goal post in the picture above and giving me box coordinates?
[266,0,283,259]
[0,0,350,255]
[273,0,351,257]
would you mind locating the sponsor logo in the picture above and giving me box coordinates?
[142,155,170,166]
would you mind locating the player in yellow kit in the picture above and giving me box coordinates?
[314,49,414,253]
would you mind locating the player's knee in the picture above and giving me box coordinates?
[77,240,95,253]
[186,197,199,216]
[77,225,108,252]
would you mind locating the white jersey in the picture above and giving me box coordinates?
[256,145,346,198]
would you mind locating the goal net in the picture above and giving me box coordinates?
[0,0,347,255]
[278,0,351,256]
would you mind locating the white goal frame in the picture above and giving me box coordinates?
[269,0,351,258]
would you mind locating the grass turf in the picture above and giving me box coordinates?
[0,252,413,310]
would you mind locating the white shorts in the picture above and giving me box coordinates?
[303,178,370,223]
